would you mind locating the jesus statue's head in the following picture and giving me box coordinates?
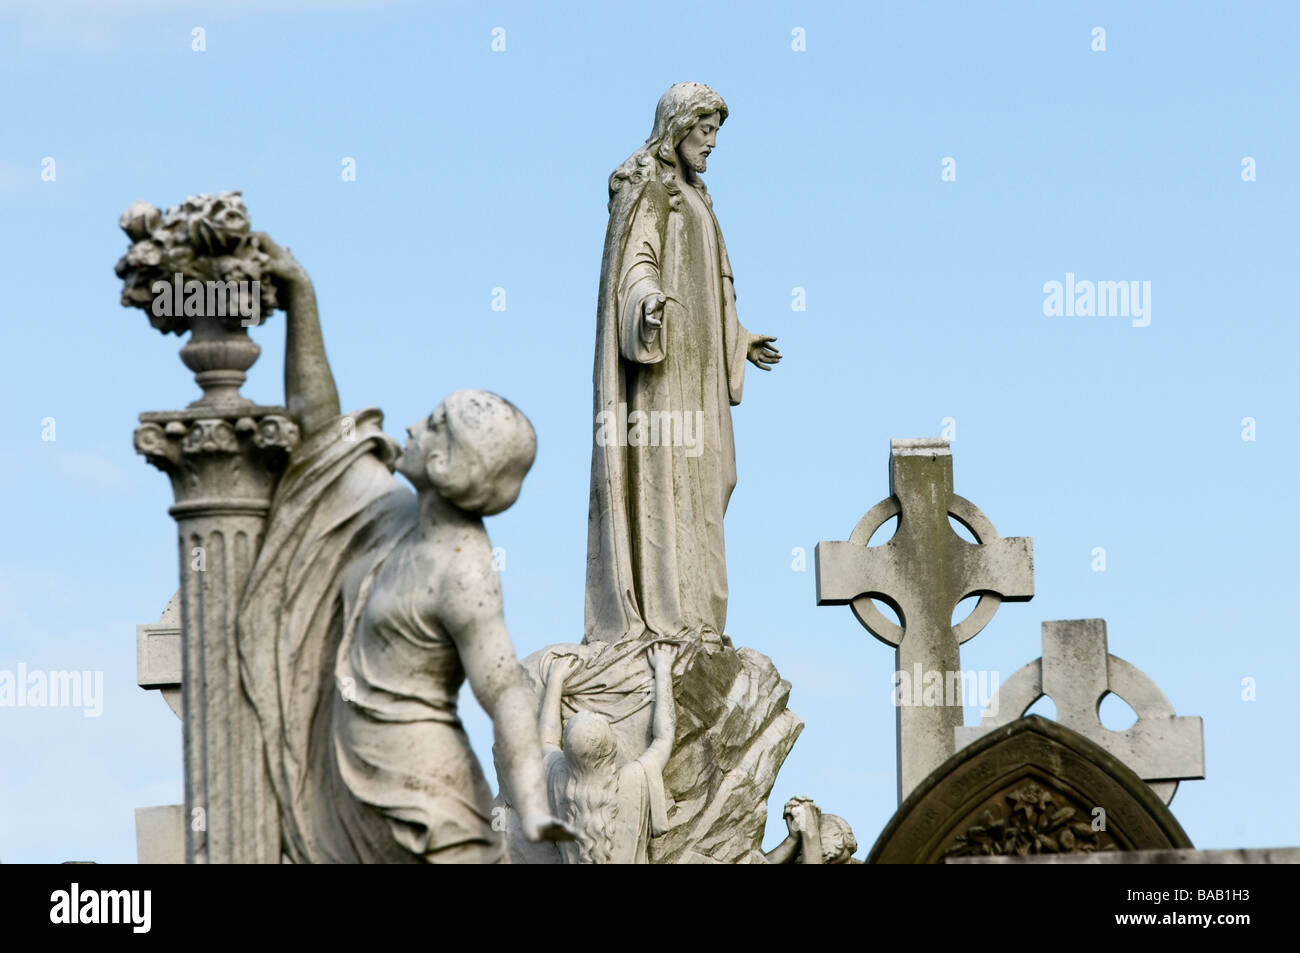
[676,109,721,175]
[647,81,728,169]
[607,82,728,205]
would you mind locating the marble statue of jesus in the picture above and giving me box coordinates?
[586,82,781,647]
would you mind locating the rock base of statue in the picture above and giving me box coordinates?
[500,637,802,864]
[652,644,803,864]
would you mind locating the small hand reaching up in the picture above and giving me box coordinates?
[545,654,581,687]
[647,642,677,674]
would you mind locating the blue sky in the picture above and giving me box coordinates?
[1,0,1296,862]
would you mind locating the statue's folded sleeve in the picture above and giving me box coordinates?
[617,188,668,365]
[718,232,748,407]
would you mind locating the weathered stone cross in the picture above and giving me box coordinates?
[954,619,1205,804]
[137,590,182,720]
[816,439,1034,802]
[135,590,185,863]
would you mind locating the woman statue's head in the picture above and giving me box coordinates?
[819,814,858,864]
[397,389,537,516]
[561,710,618,777]
[560,710,619,864]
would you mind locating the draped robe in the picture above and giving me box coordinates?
[586,175,750,645]
[237,408,502,863]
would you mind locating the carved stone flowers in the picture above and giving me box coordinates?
[114,190,281,334]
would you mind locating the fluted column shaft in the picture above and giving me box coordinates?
[136,408,297,863]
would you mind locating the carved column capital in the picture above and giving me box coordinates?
[135,406,299,519]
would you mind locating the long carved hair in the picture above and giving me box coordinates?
[560,711,620,864]
[607,82,728,213]
[819,814,859,863]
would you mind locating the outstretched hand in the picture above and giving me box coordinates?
[747,333,782,370]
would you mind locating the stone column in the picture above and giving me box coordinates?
[134,330,297,863]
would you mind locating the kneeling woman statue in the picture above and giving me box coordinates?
[236,234,569,862]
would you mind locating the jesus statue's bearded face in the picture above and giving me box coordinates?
[676,110,721,174]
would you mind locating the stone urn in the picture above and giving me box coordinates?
[180,318,262,408]
[114,191,281,408]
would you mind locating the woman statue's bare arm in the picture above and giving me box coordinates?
[255,232,340,436]
[641,642,678,773]
[539,656,578,754]
[440,532,571,844]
